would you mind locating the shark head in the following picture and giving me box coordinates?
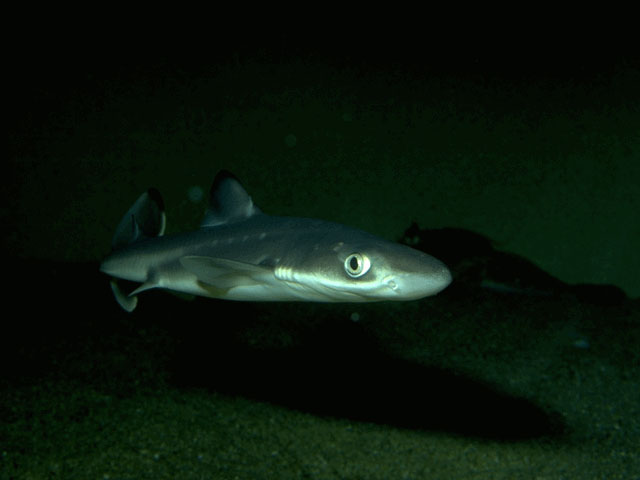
[273,225,452,302]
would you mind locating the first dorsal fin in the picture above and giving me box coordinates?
[200,170,262,227]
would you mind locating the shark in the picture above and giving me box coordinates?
[100,170,452,311]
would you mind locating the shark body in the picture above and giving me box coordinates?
[100,171,451,311]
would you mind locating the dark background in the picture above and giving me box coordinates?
[3,26,639,478]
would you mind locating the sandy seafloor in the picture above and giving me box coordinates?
[2,233,639,479]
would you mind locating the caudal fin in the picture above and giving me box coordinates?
[105,188,166,312]
[111,188,166,249]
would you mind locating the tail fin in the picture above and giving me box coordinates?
[106,188,166,312]
[111,188,166,249]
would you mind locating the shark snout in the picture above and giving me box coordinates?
[421,261,452,295]
[386,256,452,300]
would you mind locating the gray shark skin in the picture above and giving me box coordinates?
[100,171,452,311]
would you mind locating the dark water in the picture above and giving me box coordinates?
[3,34,639,478]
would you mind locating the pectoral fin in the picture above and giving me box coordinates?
[180,256,272,289]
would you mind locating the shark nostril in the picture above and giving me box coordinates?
[387,279,398,290]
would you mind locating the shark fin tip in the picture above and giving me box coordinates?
[110,280,138,312]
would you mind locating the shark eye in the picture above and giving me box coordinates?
[344,253,371,278]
